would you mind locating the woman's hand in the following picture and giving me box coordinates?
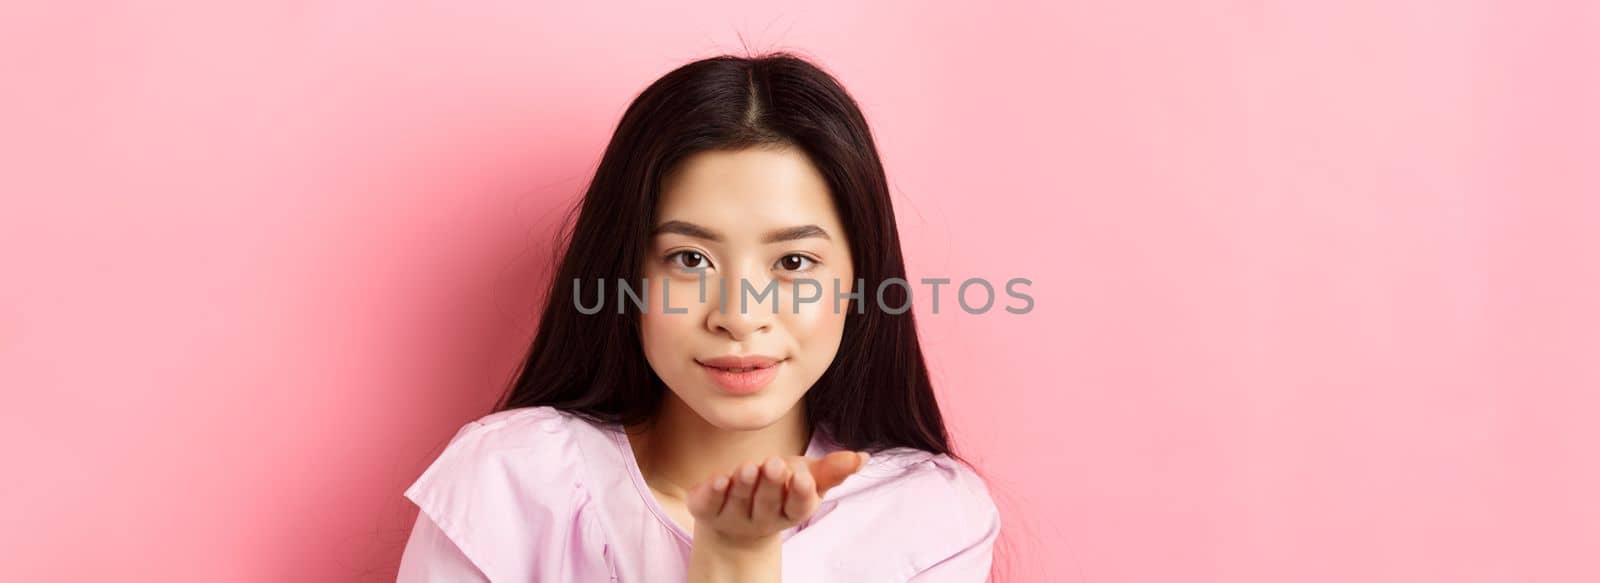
[683,450,869,582]
[688,450,868,541]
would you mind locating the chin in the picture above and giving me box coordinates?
[693,394,795,431]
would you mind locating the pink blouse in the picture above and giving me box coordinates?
[397,406,999,582]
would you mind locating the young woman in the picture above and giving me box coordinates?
[396,51,1000,582]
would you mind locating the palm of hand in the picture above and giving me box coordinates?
[685,450,869,542]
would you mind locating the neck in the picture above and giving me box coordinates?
[627,394,811,501]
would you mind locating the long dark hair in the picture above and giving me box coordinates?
[492,51,954,458]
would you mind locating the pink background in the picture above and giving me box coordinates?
[2,1,1597,581]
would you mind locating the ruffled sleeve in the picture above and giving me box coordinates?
[400,407,612,582]
[396,509,490,582]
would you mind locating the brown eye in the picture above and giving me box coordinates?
[776,254,816,272]
[669,251,709,271]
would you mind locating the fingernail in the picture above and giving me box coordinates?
[764,457,784,477]
[740,463,758,483]
[712,476,729,491]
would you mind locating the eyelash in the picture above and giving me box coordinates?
[663,251,820,274]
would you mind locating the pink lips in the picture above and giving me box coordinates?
[696,355,786,395]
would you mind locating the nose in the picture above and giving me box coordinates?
[703,268,778,340]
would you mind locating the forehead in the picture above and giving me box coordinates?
[655,147,840,233]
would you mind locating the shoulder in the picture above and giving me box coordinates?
[815,447,1001,574]
[403,406,617,578]
[406,406,597,501]
[828,446,1000,540]
[882,451,1001,573]
[403,407,612,580]
[451,405,584,446]
[864,449,1000,535]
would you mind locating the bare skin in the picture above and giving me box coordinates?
[626,394,868,582]
[682,450,868,582]
[633,147,866,581]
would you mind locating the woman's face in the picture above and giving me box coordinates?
[640,146,854,431]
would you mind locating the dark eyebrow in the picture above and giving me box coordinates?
[652,220,721,241]
[652,220,832,244]
[763,224,832,244]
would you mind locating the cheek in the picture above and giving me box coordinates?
[645,270,709,312]
[783,287,849,353]
[638,288,674,356]
[639,310,696,399]
[639,275,706,364]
